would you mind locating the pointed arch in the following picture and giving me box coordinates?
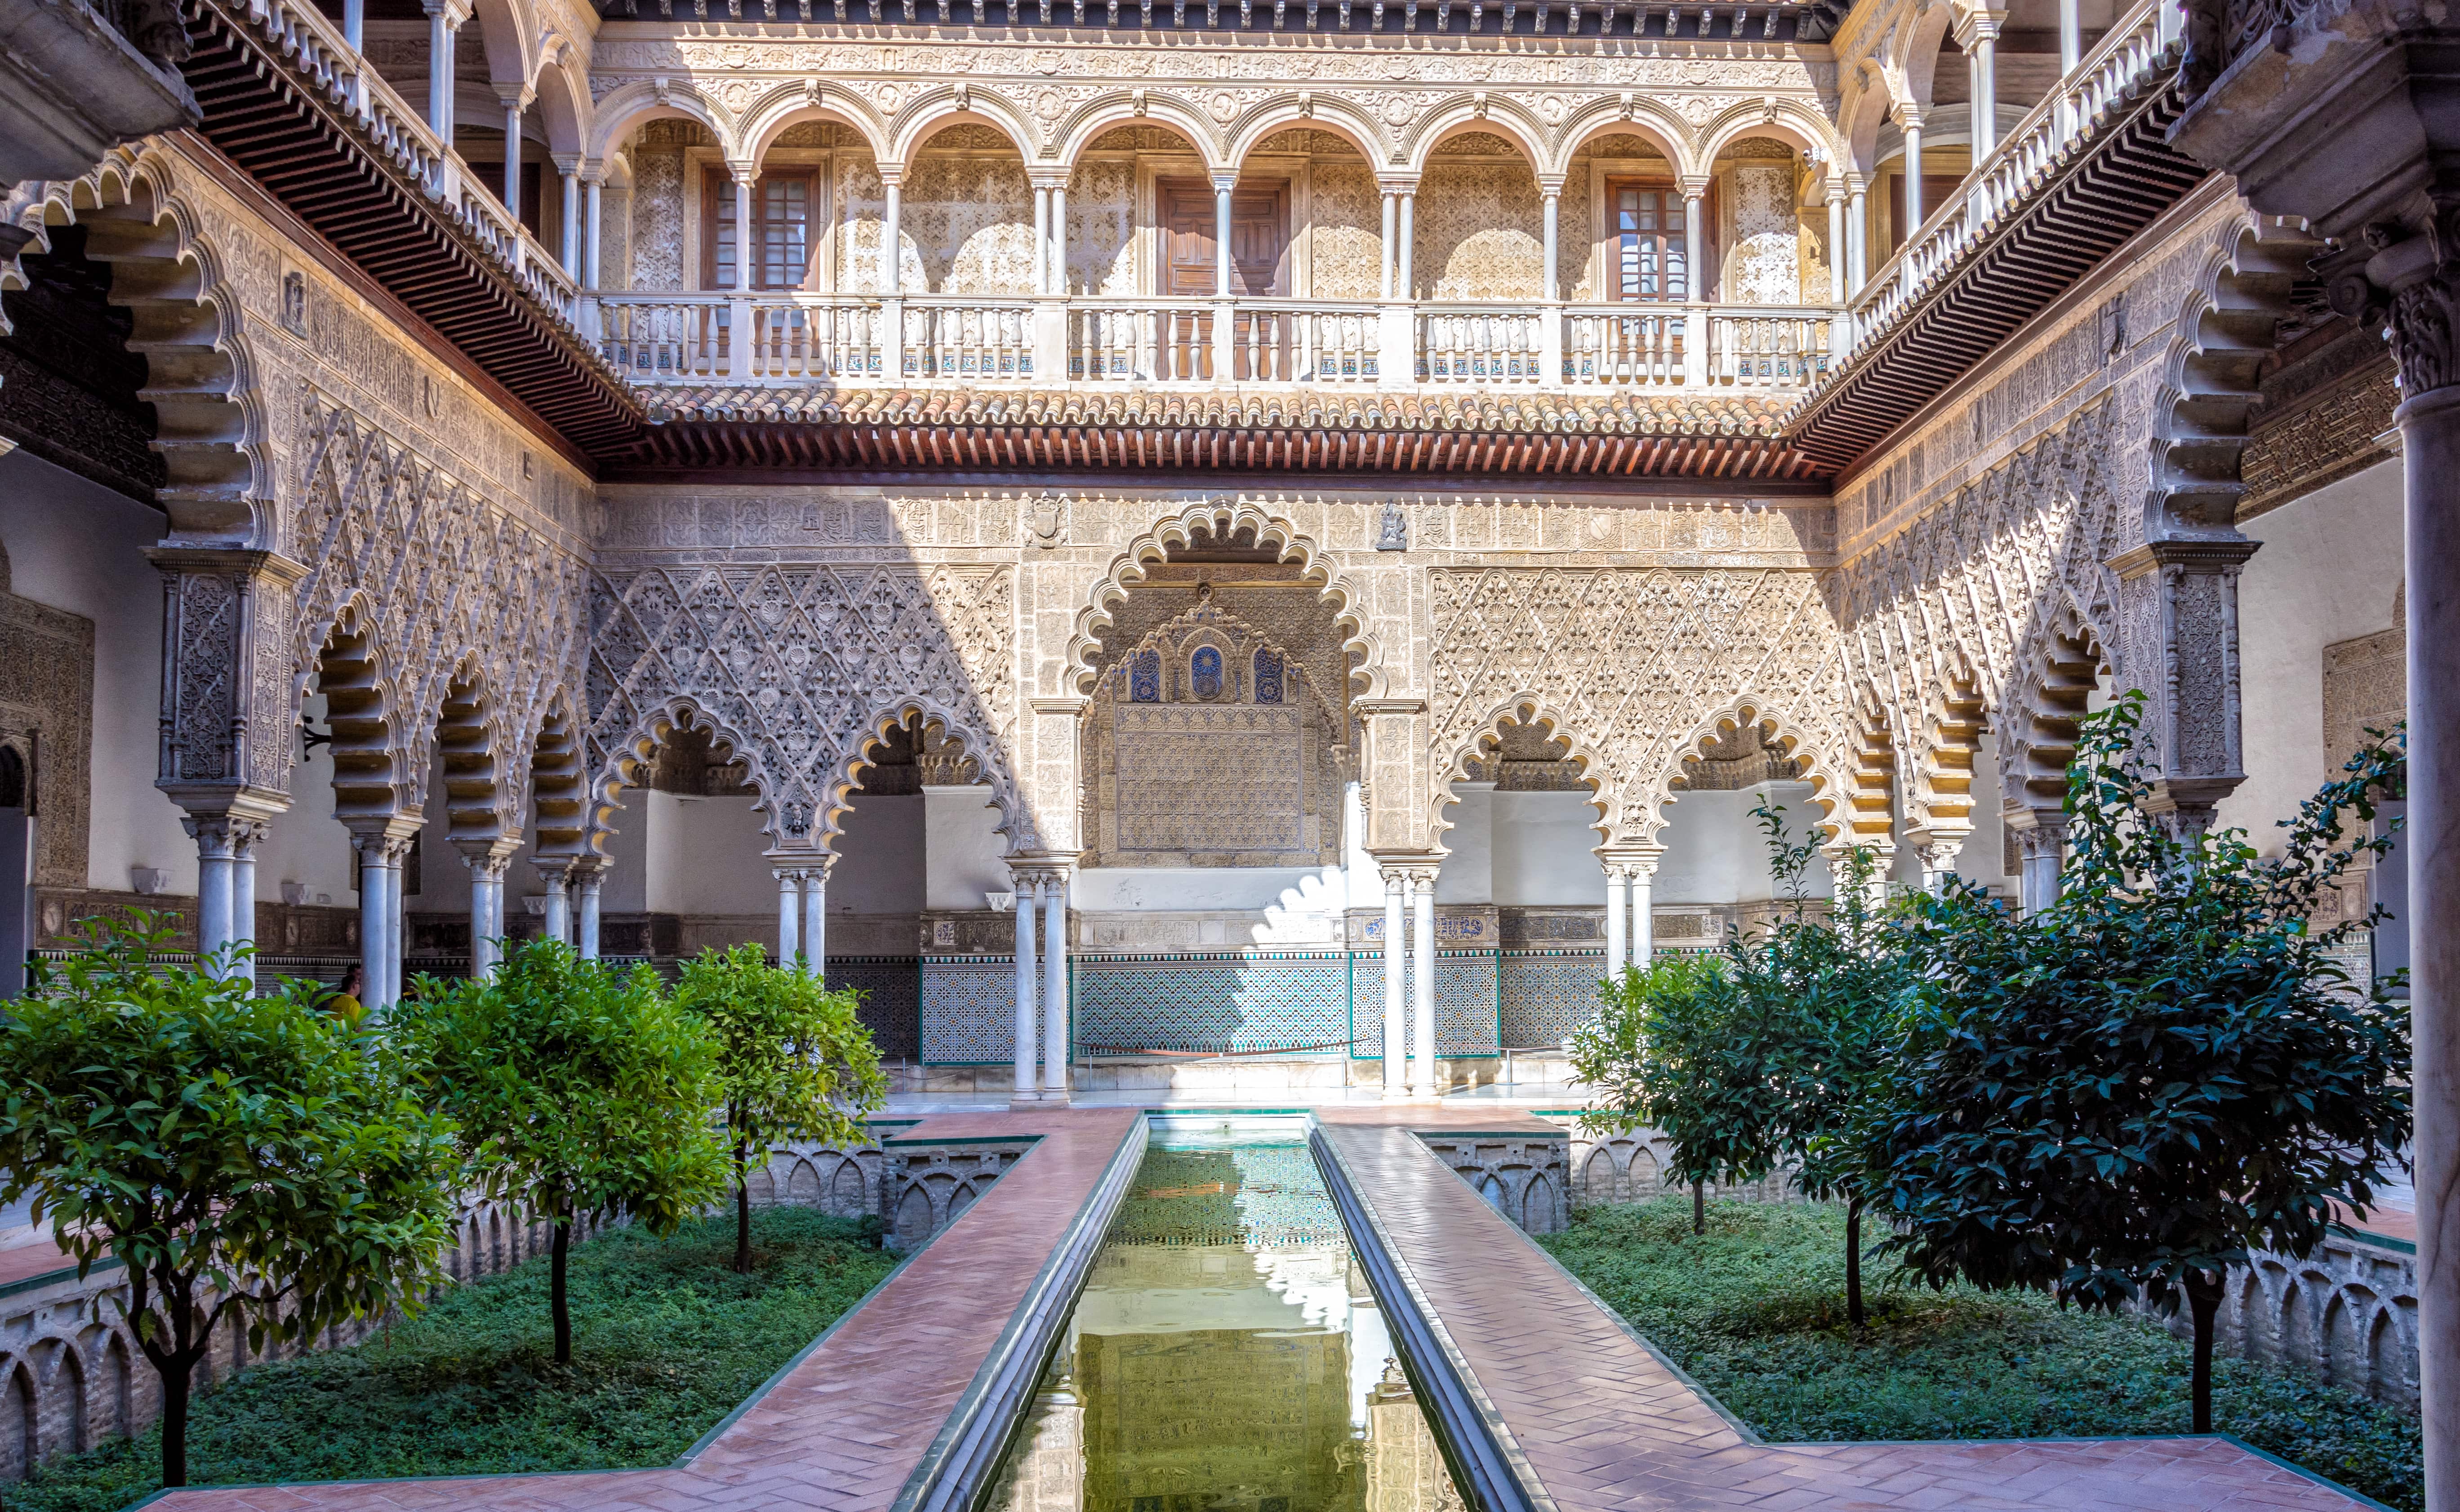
[2000,600,2109,825]
[1064,500,1386,700]
[311,597,407,827]
[436,655,513,848]
[5,150,268,545]
[1910,654,1988,847]
[529,692,588,861]
[1841,690,1899,851]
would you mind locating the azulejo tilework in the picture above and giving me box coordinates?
[825,956,921,1061]
[1350,949,1504,1058]
[921,954,1021,1064]
[1074,953,1351,1056]
[1500,950,1608,1050]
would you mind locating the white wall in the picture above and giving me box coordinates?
[1654,784,1831,904]
[1490,790,1607,905]
[1948,724,2017,891]
[0,450,192,894]
[831,794,924,913]
[2215,457,2404,846]
[923,784,1009,910]
[246,692,360,906]
[639,793,777,916]
[1434,783,1494,903]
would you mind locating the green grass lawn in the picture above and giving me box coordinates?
[16,1206,898,1512]
[1539,1197,2421,1512]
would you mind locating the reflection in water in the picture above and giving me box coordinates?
[986,1137,1466,1512]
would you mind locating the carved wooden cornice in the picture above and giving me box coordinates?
[177,0,646,458]
[615,384,1823,481]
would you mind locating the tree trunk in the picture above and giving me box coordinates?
[734,1136,753,1275]
[2186,1267,2224,1433]
[551,1217,573,1365]
[1846,1196,1866,1328]
[159,1355,192,1486]
[1692,1179,1705,1236]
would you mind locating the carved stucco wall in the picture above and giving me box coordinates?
[0,549,93,889]
[1416,133,1544,302]
[11,142,599,832]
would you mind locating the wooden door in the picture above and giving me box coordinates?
[701,169,817,291]
[1158,179,1288,295]
[1606,178,1690,302]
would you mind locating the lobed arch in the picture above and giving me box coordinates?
[1548,103,1699,179]
[889,92,1042,168]
[1430,698,1615,856]
[1840,691,1900,851]
[736,83,892,168]
[310,598,407,828]
[827,698,1026,857]
[1910,655,1988,842]
[586,80,737,164]
[1999,599,2110,824]
[1050,95,1229,174]
[434,656,513,849]
[1639,698,1846,847]
[6,151,268,547]
[1223,99,1392,175]
[578,694,760,860]
[528,693,587,862]
[1401,102,1549,178]
[2147,213,2325,540]
[1063,501,1386,701]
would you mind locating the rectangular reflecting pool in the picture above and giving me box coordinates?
[984,1117,1467,1512]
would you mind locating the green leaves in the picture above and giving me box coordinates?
[673,944,887,1159]
[0,913,461,1484]
[389,941,730,1237]
[1570,952,1782,1191]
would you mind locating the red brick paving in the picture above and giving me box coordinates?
[144,1108,1142,1512]
[1316,1117,2378,1512]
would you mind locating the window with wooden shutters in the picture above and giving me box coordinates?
[701,169,817,290]
[1608,180,1689,302]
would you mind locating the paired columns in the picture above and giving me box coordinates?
[420,0,465,140]
[1008,863,1074,1107]
[1960,10,2005,159]
[348,823,417,1010]
[1897,107,1927,243]
[2006,815,2067,916]
[1375,863,1441,1100]
[1600,848,1664,976]
[495,87,531,225]
[772,860,829,978]
[460,843,514,975]
[185,812,271,983]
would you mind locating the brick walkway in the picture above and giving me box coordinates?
[142,1108,1142,1512]
[1314,1118,2378,1512]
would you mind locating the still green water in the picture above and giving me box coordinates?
[983,1122,1466,1512]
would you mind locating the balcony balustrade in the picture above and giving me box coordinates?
[591,290,1839,395]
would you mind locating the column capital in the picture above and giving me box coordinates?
[1536,174,1567,197]
[1952,9,2003,47]
[1209,171,1241,194]
[182,812,271,859]
[725,160,760,186]
[1844,170,1870,195]
[875,160,906,187]
[1027,167,1071,191]
[1376,176,1421,196]
[1894,103,1928,130]
[420,0,471,22]
[493,82,534,111]
[1677,174,1711,199]
[1600,844,1666,879]
[552,152,582,174]
[533,856,577,885]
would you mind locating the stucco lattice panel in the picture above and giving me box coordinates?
[1499,951,1606,1048]
[1067,160,1138,297]
[921,953,1018,1063]
[1350,950,1502,1057]
[585,563,1020,850]
[291,399,589,813]
[1074,953,1350,1056]
[838,156,888,295]
[629,146,685,292]
[1415,159,1544,301]
[1726,164,1798,306]
[903,152,1034,296]
[1427,566,1851,843]
[1309,161,1383,301]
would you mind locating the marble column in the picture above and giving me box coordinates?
[1682,186,1705,296]
[575,864,604,960]
[1846,177,1868,289]
[1900,107,1927,233]
[583,173,604,288]
[421,0,455,137]
[229,828,259,984]
[882,173,903,294]
[733,172,755,293]
[1041,872,1069,1103]
[1379,191,1397,299]
[1540,189,1559,303]
[385,839,406,1004]
[352,834,391,1008]
[1032,186,1049,296]
[775,867,801,966]
[802,865,826,980]
[1213,177,1234,295]
[537,861,571,947]
[1968,17,2001,158]
[188,818,235,978]
[1628,859,1658,970]
[1602,865,1628,977]
[1397,191,1415,296]
[1380,869,1407,1098]
[558,158,580,270]
[499,93,525,222]
[466,848,510,975]
[2013,817,2067,916]
[1410,873,1437,1100]
[1012,878,1039,1104]
[1049,185,1068,296]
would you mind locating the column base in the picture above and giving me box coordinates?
[1009,1088,1074,1109]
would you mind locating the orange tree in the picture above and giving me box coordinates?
[394,940,727,1364]
[1868,692,2410,1432]
[0,915,458,1486]
[673,944,885,1273]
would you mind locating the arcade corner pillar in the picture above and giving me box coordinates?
[150,548,306,978]
[2171,18,2460,1507]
